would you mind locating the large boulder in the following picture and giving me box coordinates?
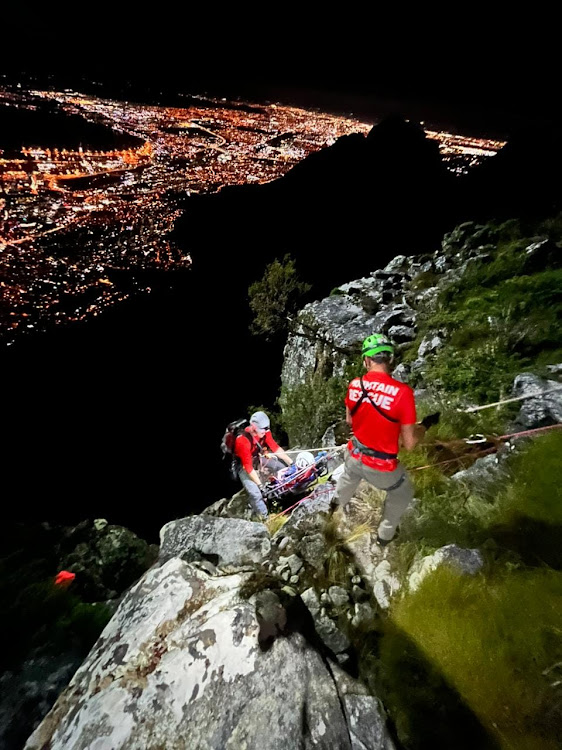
[451,449,512,488]
[202,487,254,520]
[512,373,562,428]
[25,558,392,750]
[408,544,484,593]
[159,515,271,567]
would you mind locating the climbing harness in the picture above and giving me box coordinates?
[350,435,397,461]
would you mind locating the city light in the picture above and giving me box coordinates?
[0,87,505,343]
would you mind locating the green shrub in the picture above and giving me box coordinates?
[399,481,494,552]
[494,217,522,243]
[425,404,516,442]
[408,270,440,291]
[425,342,522,403]
[408,216,562,404]
[248,254,312,341]
[490,431,562,525]
[376,566,562,750]
[538,211,562,242]
[52,601,112,651]
[1,580,112,669]
[279,372,348,446]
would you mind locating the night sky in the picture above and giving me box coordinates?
[2,13,559,137]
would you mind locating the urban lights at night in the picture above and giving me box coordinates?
[0,86,505,344]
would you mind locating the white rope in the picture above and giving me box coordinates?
[461,384,562,413]
[285,444,347,454]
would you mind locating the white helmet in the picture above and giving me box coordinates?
[295,451,315,470]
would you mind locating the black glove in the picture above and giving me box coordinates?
[420,412,441,429]
[259,484,270,498]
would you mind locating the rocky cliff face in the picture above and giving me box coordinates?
[281,221,498,392]
[25,514,395,750]
[280,220,562,428]
[21,220,562,749]
[22,493,498,749]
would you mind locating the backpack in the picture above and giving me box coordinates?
[221,418,251,480]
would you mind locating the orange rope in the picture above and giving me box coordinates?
[499,423,562,440]
[410,447,497,472]
[411,423,562,472]
[268,424,562,520]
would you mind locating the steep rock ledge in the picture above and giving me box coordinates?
[281,221,500,391]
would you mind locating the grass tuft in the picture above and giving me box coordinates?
[265,514,289,537]
[376,566,562,750]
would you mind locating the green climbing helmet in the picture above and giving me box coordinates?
[361,333,394,358]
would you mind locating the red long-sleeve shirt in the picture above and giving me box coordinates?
[234,428,280,474]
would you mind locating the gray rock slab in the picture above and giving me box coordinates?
[286,554,304,575]
[25,559,391,750]
[512,374,562,427]
[328,586,350,608]
[281,488,335,529]
[387,325,416,343]
[301,588,351,656]
[408,544,484,593]
[159,515,271,567]
[330,669,396,750]
[451,453,504,487]
[418,334,443,358]
[392,363,410,383]
[382,254,410,274]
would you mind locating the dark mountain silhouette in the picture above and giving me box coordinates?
[173,115,456,295]
[172,114,562,300]
[458,122,562,222]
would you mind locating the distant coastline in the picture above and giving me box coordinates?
[0,96,141,154]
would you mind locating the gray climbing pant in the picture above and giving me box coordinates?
[238,468,268,518]
[333,447,415,542]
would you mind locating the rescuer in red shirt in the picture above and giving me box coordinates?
[330,333,426,547]
[234,411,293,519]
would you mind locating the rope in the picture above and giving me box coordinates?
[285,444,347,455]
[267,424,562,521]
[269,494,314,520]
[269,485,334,520]
[410,447,497,472]
[461,384,562,413]
[410,423,562,472]
[499,423,562,440]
